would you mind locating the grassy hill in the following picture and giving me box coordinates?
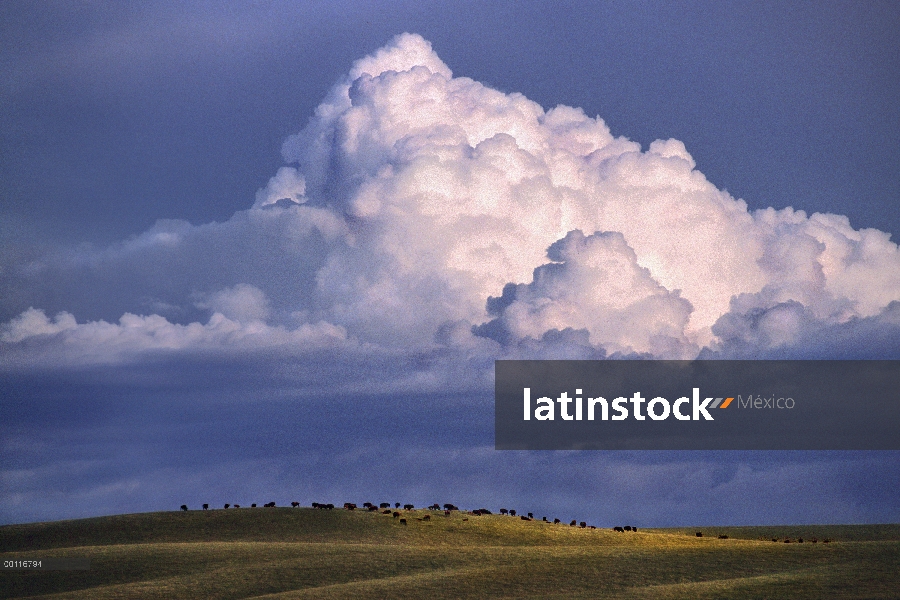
[2,507,898,599]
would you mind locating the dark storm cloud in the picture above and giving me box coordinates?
[5,359,898,526]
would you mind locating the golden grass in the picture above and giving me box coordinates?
[2,508,897,599]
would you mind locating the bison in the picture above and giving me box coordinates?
[580,522,586,528]
[202,504,208,510]
[500,508,508,515]
[180,505,188,511]
[251,503,257,508]
[624,526,631,531]
[224,504,230,509]
[554,518,561,524]
[509,510,516,516]
[570,520,577,526]
[380,502,391,508]
[718,535,729,539]
[291,501,300,508]
[393,511,400,518]
[423,515,431,521]
[696,532,703,537]
[614,527,624,532]
[399,518,407,525]
[403,504,414,510]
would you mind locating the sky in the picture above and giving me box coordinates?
[1,1,899,526]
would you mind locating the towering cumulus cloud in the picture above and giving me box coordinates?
[3,33,899,364]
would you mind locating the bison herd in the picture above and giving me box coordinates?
[176,500,640,533]
[174,502,840,546]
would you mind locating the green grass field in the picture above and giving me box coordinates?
[2,508,898,599]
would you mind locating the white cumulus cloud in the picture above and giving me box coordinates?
[2,32,899,365]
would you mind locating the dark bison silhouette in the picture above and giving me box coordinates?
[180,505,188,511]
[202,504,208,510]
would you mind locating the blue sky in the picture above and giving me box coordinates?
[1,1,898,526]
